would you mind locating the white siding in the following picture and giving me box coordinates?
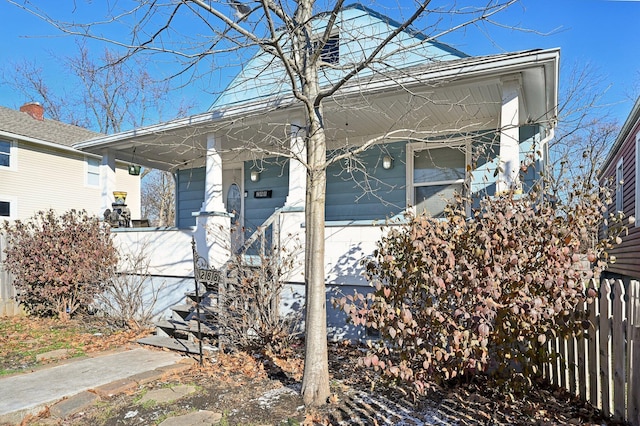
[0,140,139,221]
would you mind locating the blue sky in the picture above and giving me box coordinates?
[0,0,638,128]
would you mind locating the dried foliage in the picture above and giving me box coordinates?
[220,232,303,354]
[2,209,117,319]
[93,242,165,330]
[335,187,629,395]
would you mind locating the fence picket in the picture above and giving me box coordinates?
[567,332,577,395]
[612,279,626,420]
[587,279,600,408]
[577,300,587,400]
[599,279,612,418]
[628,280,640,425]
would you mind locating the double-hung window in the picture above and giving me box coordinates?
[0,139,14,169]
[410,144,467,217]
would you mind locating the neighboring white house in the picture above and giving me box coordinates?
[73,4,559,339]
[0,103,141,221]
[0,102,141,315]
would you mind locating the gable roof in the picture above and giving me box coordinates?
[0,105,99,147]
[210,3,468,109]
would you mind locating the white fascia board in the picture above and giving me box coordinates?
[74,48,560,151]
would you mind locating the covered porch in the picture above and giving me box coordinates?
[73,49,559,331]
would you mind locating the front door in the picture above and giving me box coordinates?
[223,168,243,252]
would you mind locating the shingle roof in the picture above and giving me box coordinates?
[0,105,99,147]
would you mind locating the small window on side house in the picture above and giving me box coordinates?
[0,201,9,217]
[87,157,100,187]
[616,158,624,213]
[0,139,13,168]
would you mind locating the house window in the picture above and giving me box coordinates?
[0,201,9,217]
[410,145,466,217]
[315,34,339,65]
[0,139,15,169]
[0,196,16,219]
[86,157,100,187]
[616,158,624,213]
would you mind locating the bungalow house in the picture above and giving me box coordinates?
[600,96,640,281]
[0,102,141,315]
[73,4,559,339]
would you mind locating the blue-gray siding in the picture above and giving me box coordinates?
[325,142,406,221]
[176,168,205,228]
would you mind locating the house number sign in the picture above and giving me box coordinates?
[197,268,221,284]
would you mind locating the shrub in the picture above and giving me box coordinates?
[2,209,117,319]
[93,241,164,330]
[335,190,627,394]
[220,230,303,354]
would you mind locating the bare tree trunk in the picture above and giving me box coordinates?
[301,128,330,406]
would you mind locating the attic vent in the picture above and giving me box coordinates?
[318,34,339,65]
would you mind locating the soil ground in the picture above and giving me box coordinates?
[0,317,624,425]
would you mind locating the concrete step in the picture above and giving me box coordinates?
[156,319,218,337]
[137,335,217,355]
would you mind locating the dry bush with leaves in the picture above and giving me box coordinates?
[335,186,629,395]
[220,232,303,355]
[93,242,165,330]
[2,209,117,320]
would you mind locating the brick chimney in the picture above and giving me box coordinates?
[19,102,44,121]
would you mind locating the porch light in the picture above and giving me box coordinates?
[128,164,141,175]
[250,170,261,182]
[128,147,141,176]
[382,155,394,170]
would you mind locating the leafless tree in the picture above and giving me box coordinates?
[8,0,533,406]
[141,169,176,227]
[3,42,190,225]
[547,62,620,197]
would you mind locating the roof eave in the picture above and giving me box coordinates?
[74,48,560,151]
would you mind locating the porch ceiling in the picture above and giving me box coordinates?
[75,49,557,172]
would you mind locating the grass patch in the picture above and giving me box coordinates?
[0,315,148,376]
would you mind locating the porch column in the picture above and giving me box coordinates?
[285,120,307,208]
[194,133,230,268]
[203,133,225,212]
[497,77,522,194]
[99,149,116,212]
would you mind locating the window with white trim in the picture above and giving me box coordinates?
[0,139,16,169]
[616,158,624,213]
[0,196,16,219]
[409,144,467,217]
[86,157,100,187]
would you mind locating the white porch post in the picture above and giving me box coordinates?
[99,149,116,212]
[497,77,522,194]
[193,133,230,268]
[203,134,225,212]
[285,120,307,208]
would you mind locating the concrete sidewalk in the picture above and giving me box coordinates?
[0,346,185,423]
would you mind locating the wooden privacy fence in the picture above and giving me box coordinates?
[545,278,640,425]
